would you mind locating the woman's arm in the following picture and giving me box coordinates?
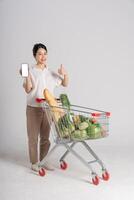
[58,64,69,87]
[20,68,34,93]
[23,73,34,93]
[61,73,69,87]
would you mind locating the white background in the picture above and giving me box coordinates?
[0,0,134,199]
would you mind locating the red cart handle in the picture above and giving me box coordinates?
[91,112,110,117]
[36,98,60,103]
[36,98,45,103]
[106,112,111,117]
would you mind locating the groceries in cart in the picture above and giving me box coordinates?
[36,90,110,184]
[57,113,107,140]
[43,89,109,141]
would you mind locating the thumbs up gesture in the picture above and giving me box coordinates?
[58,64,67,76]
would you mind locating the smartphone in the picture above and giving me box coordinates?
[21,63,29,77]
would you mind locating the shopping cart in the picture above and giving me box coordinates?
[36,97,110,185]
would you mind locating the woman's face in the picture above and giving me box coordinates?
[35,48,48,65]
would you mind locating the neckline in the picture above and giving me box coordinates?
[34,65,48,71]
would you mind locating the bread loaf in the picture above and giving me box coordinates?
[43,89,64,121]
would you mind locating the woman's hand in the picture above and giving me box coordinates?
[58,64,69,87]
[19,67,30,78]
[58,64,67,76]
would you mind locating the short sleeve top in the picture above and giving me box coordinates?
[25,65,62,107]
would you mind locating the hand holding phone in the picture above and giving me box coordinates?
[21,63,29,77]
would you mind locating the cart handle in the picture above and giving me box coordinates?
[91,112,110,117]
[35,98,60,103]
[35,98,110,117]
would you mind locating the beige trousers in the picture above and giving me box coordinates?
[26,105,51,164]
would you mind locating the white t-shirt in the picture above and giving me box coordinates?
[25,65,62,107]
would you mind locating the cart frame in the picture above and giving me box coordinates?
[37,98,110,185]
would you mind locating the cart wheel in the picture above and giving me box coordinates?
[39,168,45,177]
[60,161,68,170]
[92,176,99,185]
[102,171,110,181]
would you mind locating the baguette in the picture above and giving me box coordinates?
[43,89,64,121]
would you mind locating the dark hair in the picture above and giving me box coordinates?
[32,43,47,57]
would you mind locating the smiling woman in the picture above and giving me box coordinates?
[33,44,48,66]
[20,43,69,174]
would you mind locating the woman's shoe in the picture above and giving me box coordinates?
[31,162,40,172]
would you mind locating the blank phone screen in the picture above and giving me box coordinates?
[21,63,28,77]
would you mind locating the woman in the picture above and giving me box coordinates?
[21,43,69,172]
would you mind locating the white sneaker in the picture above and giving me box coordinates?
[40,161,54,171]
[31,162,41,172]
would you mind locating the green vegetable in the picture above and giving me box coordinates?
[79,115,88,122]
[78,122,89,130]
[58,113,75,138]
[86,122,92,134]
[71,129,89,140]
[80,130,88,139]
[60,94,71,109]
[88,124,102,139]
[71,130,81,138]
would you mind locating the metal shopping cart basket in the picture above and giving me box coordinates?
[36,97,110,185]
